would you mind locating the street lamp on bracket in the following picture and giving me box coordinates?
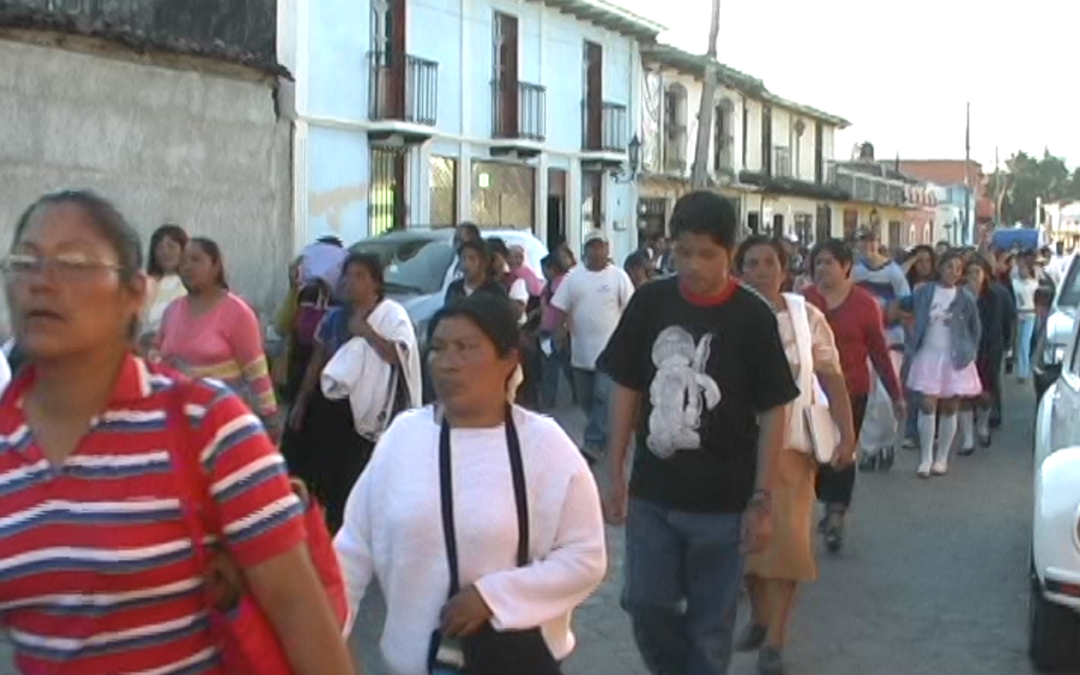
[610,134,643,184]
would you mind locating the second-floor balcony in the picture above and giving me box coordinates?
[367,51,439,144]
[713,134,734,174]
[663,123,688,175]
[773,147,792,178]
[828,164,907,206]
[490,79,546,158]
[583,101,628,156]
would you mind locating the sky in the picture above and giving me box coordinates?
[617,0,1080,171]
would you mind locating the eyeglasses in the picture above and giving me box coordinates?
[0,253,124,282]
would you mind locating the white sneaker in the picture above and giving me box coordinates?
[931,461,948,475]
[917,462,932,478]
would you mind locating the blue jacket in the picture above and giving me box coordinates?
[900,282,982,372]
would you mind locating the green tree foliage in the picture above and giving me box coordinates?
[987,150,1080,225]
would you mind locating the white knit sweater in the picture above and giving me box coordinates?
[333,406,607,675]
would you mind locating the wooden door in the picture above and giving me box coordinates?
[388,0,407,118]
[495,14,519,136]
[584,41,603,149]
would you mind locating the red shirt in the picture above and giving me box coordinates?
[804,285,902,399]
[0,355,306,675]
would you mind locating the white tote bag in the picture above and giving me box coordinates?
[785,293,841,464]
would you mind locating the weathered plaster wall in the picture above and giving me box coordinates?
[0,37,293,331]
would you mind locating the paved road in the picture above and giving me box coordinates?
[350,378,1044,675]
[0,381,1046,675]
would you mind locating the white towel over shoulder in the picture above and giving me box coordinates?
[320,299,422,440]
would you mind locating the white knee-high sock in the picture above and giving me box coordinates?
[959,410,975,449]
[918,412,937,470]
[937,415,958,467]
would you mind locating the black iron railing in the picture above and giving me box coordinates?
[583,101,628,153]
[491,79,546,142]
[368,51,439,126]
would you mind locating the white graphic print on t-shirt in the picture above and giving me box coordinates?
[646,326,722,458]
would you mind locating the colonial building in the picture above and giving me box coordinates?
[637,43,850,245]
[896,159,995,245]
[1,0,293,315]
[278,0,662,257]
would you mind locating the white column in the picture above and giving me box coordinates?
[295,0,310,118]
[415,143,432,225]
[458,152,472,222]
[460,0,471,139]
[568,161,582,248]
[535,156,549,242]
[535,4,548,242]
[292,120,310,249]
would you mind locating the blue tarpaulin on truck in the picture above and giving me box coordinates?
[991,227,1042,252]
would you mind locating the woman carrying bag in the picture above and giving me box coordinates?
[0,191,356,675]
[334,292,606,675]
[734,236,856,675]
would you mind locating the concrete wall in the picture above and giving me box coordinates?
[0,37,293,326]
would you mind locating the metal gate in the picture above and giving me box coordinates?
[369,147,407,235]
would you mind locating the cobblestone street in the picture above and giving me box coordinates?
[349,378,1043,675]
[0,381,1044,675]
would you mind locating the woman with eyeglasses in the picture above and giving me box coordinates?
[156,237,280,436]
[0,191,356,675]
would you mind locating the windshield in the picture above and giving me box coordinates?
[350,236,454,296]
[1058,258,1080,309]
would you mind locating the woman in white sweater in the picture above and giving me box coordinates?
[334,292,607,675]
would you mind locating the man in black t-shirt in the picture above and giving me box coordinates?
[598,190,798,675]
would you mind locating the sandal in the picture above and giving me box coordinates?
[735,623,767,652]
[824,522,844,553]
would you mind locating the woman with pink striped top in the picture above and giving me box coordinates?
[158,237,279,432]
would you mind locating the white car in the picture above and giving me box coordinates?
[1034,253,1080,402]
[1031,310,1080,671]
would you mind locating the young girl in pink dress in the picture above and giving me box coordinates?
[158,237,278,430]
[901,250,983,478]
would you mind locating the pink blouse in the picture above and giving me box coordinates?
[159,293,277,417]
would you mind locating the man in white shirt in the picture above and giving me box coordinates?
[551,230,635,462]
[1046,241,1070,288]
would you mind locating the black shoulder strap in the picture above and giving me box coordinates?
[439,405,529,599]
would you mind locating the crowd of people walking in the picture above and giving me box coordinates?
[0,187,1063,675]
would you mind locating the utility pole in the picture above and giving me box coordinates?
[689,0,721,189]
[963,101,971,244]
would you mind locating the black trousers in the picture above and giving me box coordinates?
[815,394,869,509]
[283,392,375,533]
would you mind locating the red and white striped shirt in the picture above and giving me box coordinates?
[0,355,306,675]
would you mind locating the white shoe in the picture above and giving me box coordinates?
[931,461,948,475]
[917,462,932,478]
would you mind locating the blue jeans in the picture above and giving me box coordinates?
[572,368,611,450]
[622,499,745,675]
[541,348,570,410]
[904,387,920,440]
[1017,313,1037,380]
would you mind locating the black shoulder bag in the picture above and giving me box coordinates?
[427,407,563,675]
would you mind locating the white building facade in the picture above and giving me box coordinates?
[637,44,850,245]
[278,0,662,260]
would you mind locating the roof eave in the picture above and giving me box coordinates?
[642,43,766,94]
[532,0,664,40]
[760,91,849,128]
[0,3,289,78]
